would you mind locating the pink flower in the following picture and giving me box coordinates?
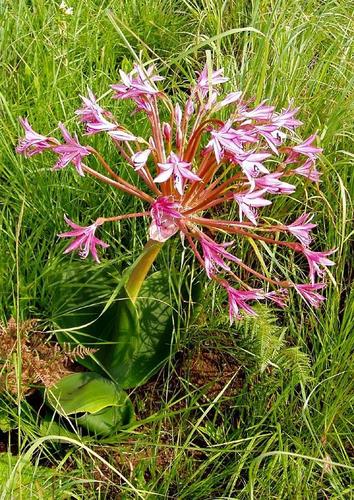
[264,289,289,308]
[294,159,322,182]
[199,236,239,278]
[230,127,258,145]
[255,124,284,153]
[53,123,90,176]
[240,102,274,121]
[207,121,244,163]
[292,134,322,158]
[131,149,151,171]
[204,91,219,111]
[108,129,138,142]
[302,247,335,283]
[132,96,154,115]
[234,190,272,225]
[18,60,330,316]
[287,134,322,163]
[83,114,117,135]
[58,215,109,263]
[294,283,326,308]
[111,64,163,100]
[254,172,295,194]
[16,118,54,157]
[149,197,181,242]
[154,152,201,195]
[151,197,182,221]
[238,152,271,183]
[272,106,302,130]
[185,98,195,117]
[75,89,112,134]
[287,213,316,246]
[216,91,242,109]
[222,283,263,322]
[196,64,228,96]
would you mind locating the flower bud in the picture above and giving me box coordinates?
[185,98,194,118]
[162,122,172,142]
[174,104,182,127]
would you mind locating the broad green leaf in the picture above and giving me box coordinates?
[92,286,141,383]
[51,261,139,376]
[51,263,174,388]
[118,271,176,388]
[47,372,121,414]
[51,263,201,388]
[77,404,134,435]
[90,271,176,388]
[40,416,84,441]
[46,372,134,435]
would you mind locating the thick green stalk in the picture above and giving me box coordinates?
[125,239,164,303]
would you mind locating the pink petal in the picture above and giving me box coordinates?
[154,169,173,183]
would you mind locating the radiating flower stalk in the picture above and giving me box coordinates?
[17,62,335,319]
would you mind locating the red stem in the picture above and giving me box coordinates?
[87,147,154,201]
[82,164,154,203]
[230,261,290,288]
[98,212,149,224]
[183,194,234,215]
[189,216,294,247]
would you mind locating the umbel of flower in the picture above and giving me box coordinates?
[17,62,335,320]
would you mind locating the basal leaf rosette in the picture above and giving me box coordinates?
[17,62,334,321]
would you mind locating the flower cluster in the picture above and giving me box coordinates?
[17,62,334,321]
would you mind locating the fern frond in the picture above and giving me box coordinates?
[240,305,286,372]
[0,318,97,396]
[63,343,97,363]
[277,346,313,383]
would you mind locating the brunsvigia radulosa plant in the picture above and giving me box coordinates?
[17,62,335,321]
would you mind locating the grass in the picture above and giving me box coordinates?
[0,0,353,497]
